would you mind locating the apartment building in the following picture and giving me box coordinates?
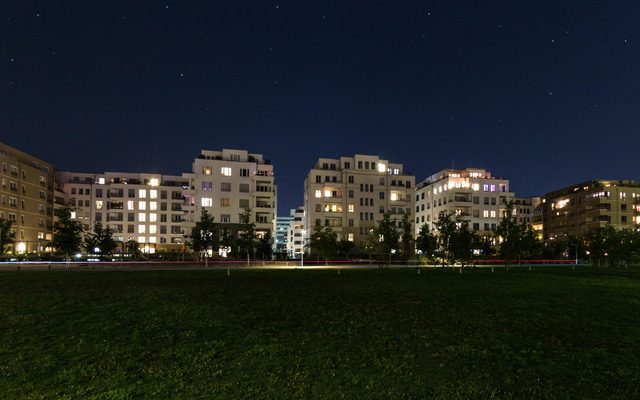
[543,180,640,240]
[514,196,542,225]
[286,206,305,259]
[0,142,55,254]
[415,168,514,237]
[303,154,415,244]
[183,149,277,244]
[274,215,293,254]
[55,171,190,253]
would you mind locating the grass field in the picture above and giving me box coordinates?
[1,267,639,399]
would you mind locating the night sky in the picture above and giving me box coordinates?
[2,1,639,214]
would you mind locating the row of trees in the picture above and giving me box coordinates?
[190,208,272,261]
[3,202,639,267]
[307,202,640,267]
[2,206,272,261]
[309,214,414,264]
[2,208,149,259]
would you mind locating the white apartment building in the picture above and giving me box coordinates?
[304,154,415,244]
[55,171,190,253]
[415,168,514,237]
[286,206,305,259]
[274,215,293,254]
[183,149,276,240]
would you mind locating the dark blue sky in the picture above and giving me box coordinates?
[2,1,639,213]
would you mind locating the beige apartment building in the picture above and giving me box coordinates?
[303,154,415,245]
[183,149,277,244]
[55,171,190,253]
[514,196,542,225]
[0,142,55,254]
[543,180,640,240]
[415,168,514,237]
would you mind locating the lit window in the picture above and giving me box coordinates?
[490,185,496,192]
[98,177,105,185]
[324,189,331,198]
[483,210,489,218]
[96,201,103,210]
[483,184,489,192]
[220,198,231,207]
[201,197,213,207]
[203,167,212,175]
[139,225,146,233]
[150,190,158,199]
[70,211,77,219]
[138,236,146,243]
[221,167,232,176]
[315,190,321,198]
[139,189,147,198]
[149,178,159,187]
[138,201,147,210]
[490,210,496,218]
[150,202,157,211]
[390,193,398,201]
[472,183,479,191]
[138,213,146,222]
[377,163,386,173]
[348,204,354,212]
[127,200,134,210]
[149,236,157,244]
[348,233,354,241]
[149,225,157,234]
[149,213,157,223]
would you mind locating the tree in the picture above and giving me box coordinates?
[586,226,640,267]
[519,223,542,260]
[50,206,84,259]
[400,213,414,259]
[237,208,257,261]
[585,227,609,267]
[495,201,522,265]
[416,223,437,261]
[372,213,400,265]
[84,222,117,258]
[256,231,273,260]
[125,239,141,259]
[434,211,456,266]
[450,218,476,267]
[190,209,216,259]
[477,236,496,258]
[0,218,16,255]
[310,225,338,261]
[433,212,478,267]
[338,238,355,259]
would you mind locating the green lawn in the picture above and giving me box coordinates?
[1,267,639,399]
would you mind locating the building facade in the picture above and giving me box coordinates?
[0,142,55,254]
[55,171,190,253]
[543,180,640,240]
[415,168,514,237]
[286,206,305,259]
[274,215,293,255]
[514,196,542,225]
[183,149,277,245]
[303,154,415,244]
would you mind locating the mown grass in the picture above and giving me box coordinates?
[0,267,639,399]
